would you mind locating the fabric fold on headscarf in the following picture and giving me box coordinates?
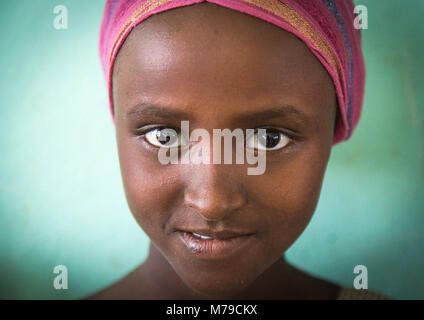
[99,0,365,144]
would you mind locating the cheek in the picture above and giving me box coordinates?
[249,144,330,251]
[116,133,181,238]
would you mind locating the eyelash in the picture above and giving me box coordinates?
[253,127,298,152]
[134,125,299,151]
[134,125,179,149]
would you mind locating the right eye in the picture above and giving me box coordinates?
[144,127,186,148]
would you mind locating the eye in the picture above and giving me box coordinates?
[144,127,187,148]
[246,128,291,151]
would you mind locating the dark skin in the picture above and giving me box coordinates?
[88,2,340,299]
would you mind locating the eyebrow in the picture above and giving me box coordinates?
[125,102,191,120]
[239,105,310,125]
[125,102,309,124]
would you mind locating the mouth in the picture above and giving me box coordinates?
[175,230,255,259]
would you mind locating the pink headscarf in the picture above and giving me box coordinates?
[99,0,365,144]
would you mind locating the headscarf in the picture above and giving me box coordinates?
[99,0,365,144]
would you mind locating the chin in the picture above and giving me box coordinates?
[177,267,256,299]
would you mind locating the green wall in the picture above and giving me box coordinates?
[0,0,423,299]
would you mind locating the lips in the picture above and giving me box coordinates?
[175,230,255,259]
[176,228,253,240]
[191,232,214,240]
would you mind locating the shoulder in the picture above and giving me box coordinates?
[82,265,151,300]
[83,279,132,300]
[336,287,392,300]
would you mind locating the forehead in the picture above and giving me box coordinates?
[112,2,335,123]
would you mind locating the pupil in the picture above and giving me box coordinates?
[263,131,280,148]
[157,129,177,145]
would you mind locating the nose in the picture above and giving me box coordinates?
[183,164,247,221]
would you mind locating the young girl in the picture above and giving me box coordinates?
[89,0,387,299]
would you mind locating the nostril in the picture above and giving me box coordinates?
[183,188,246,220]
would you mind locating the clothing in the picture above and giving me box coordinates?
[337,288,391,300]
[99,0,366,144]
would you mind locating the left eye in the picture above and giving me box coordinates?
[246,129,291,151]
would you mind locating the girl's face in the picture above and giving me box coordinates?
[112,3,336,297]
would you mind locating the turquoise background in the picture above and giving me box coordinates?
[0,0,423,299]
